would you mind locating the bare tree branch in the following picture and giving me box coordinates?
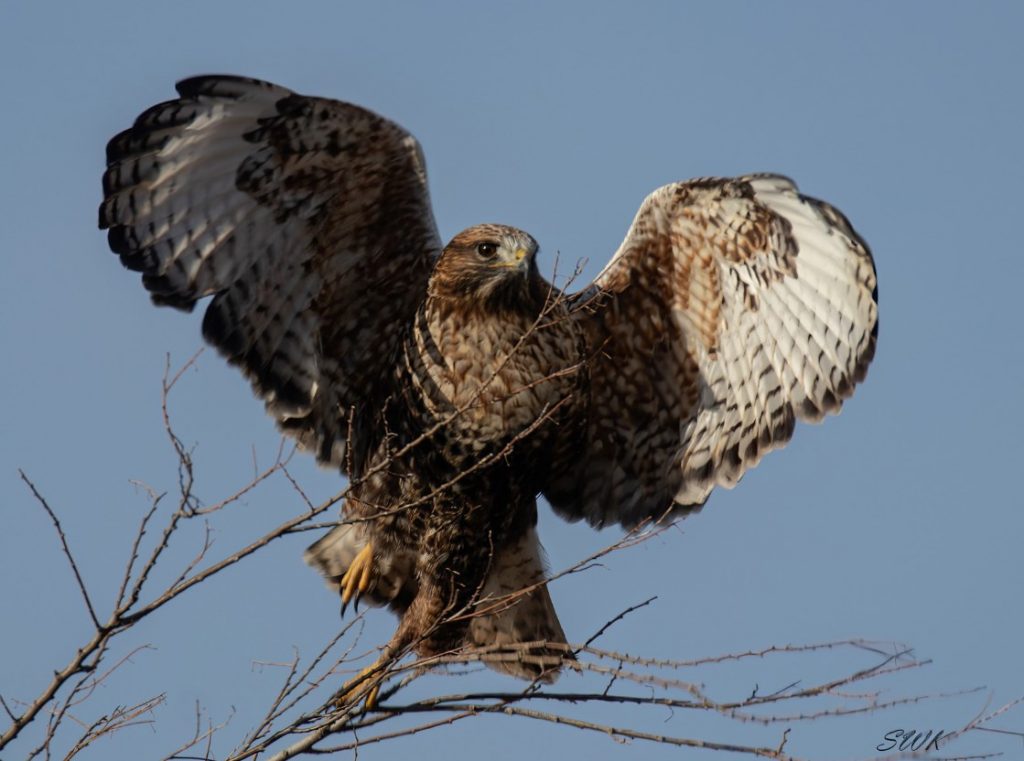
[17,471,102,631]
[6,300,1021,761]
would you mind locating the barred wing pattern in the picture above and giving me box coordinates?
[546,175,878,528]
[99,76,441,470]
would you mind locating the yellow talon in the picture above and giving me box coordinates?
[340,542,374,611]
[334,661,384,711]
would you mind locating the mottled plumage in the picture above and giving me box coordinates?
[100,76,878,686]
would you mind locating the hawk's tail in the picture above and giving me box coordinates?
[466,527,573,682]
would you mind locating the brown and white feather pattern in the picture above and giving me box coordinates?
[467,527,568,681]
[406,298,581,462]
[545,175,878,527]
[101,77,879,687]
[99,76,441,471]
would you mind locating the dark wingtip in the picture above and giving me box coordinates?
[106,226,133,254]
[149,290,197,312]
[144,273,197,311]
[105,127,135,164]
[119,246,161,275]
[97,201,111,230]
[176,74,286,100]
[177,74,247,98]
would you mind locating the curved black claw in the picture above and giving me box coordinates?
[339,542,374,618]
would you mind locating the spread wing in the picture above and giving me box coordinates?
[99,76,441,471]
[545,175,878,528]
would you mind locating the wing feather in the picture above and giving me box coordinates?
[99,76,442,471]
[545,175,877,527]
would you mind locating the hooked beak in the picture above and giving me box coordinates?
[514,248,532,278]
[493,247,531,273]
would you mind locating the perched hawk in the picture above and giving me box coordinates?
[99,76,877,699]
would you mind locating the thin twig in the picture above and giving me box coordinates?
[18,471,102,631]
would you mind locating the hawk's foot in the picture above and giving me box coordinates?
[334,660,384,712]
[339,541,374,616]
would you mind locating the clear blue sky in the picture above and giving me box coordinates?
[2,2,1021,759]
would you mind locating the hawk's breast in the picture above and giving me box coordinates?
[403,300,581,462]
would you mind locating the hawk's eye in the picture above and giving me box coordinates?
[476,242,499,259]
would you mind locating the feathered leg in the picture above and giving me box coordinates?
[334,583,449,711]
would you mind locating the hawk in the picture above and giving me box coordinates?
[99,76,877,701]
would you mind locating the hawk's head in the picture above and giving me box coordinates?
[430,224,544,311]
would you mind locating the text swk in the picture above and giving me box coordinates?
[876,728,947,753]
